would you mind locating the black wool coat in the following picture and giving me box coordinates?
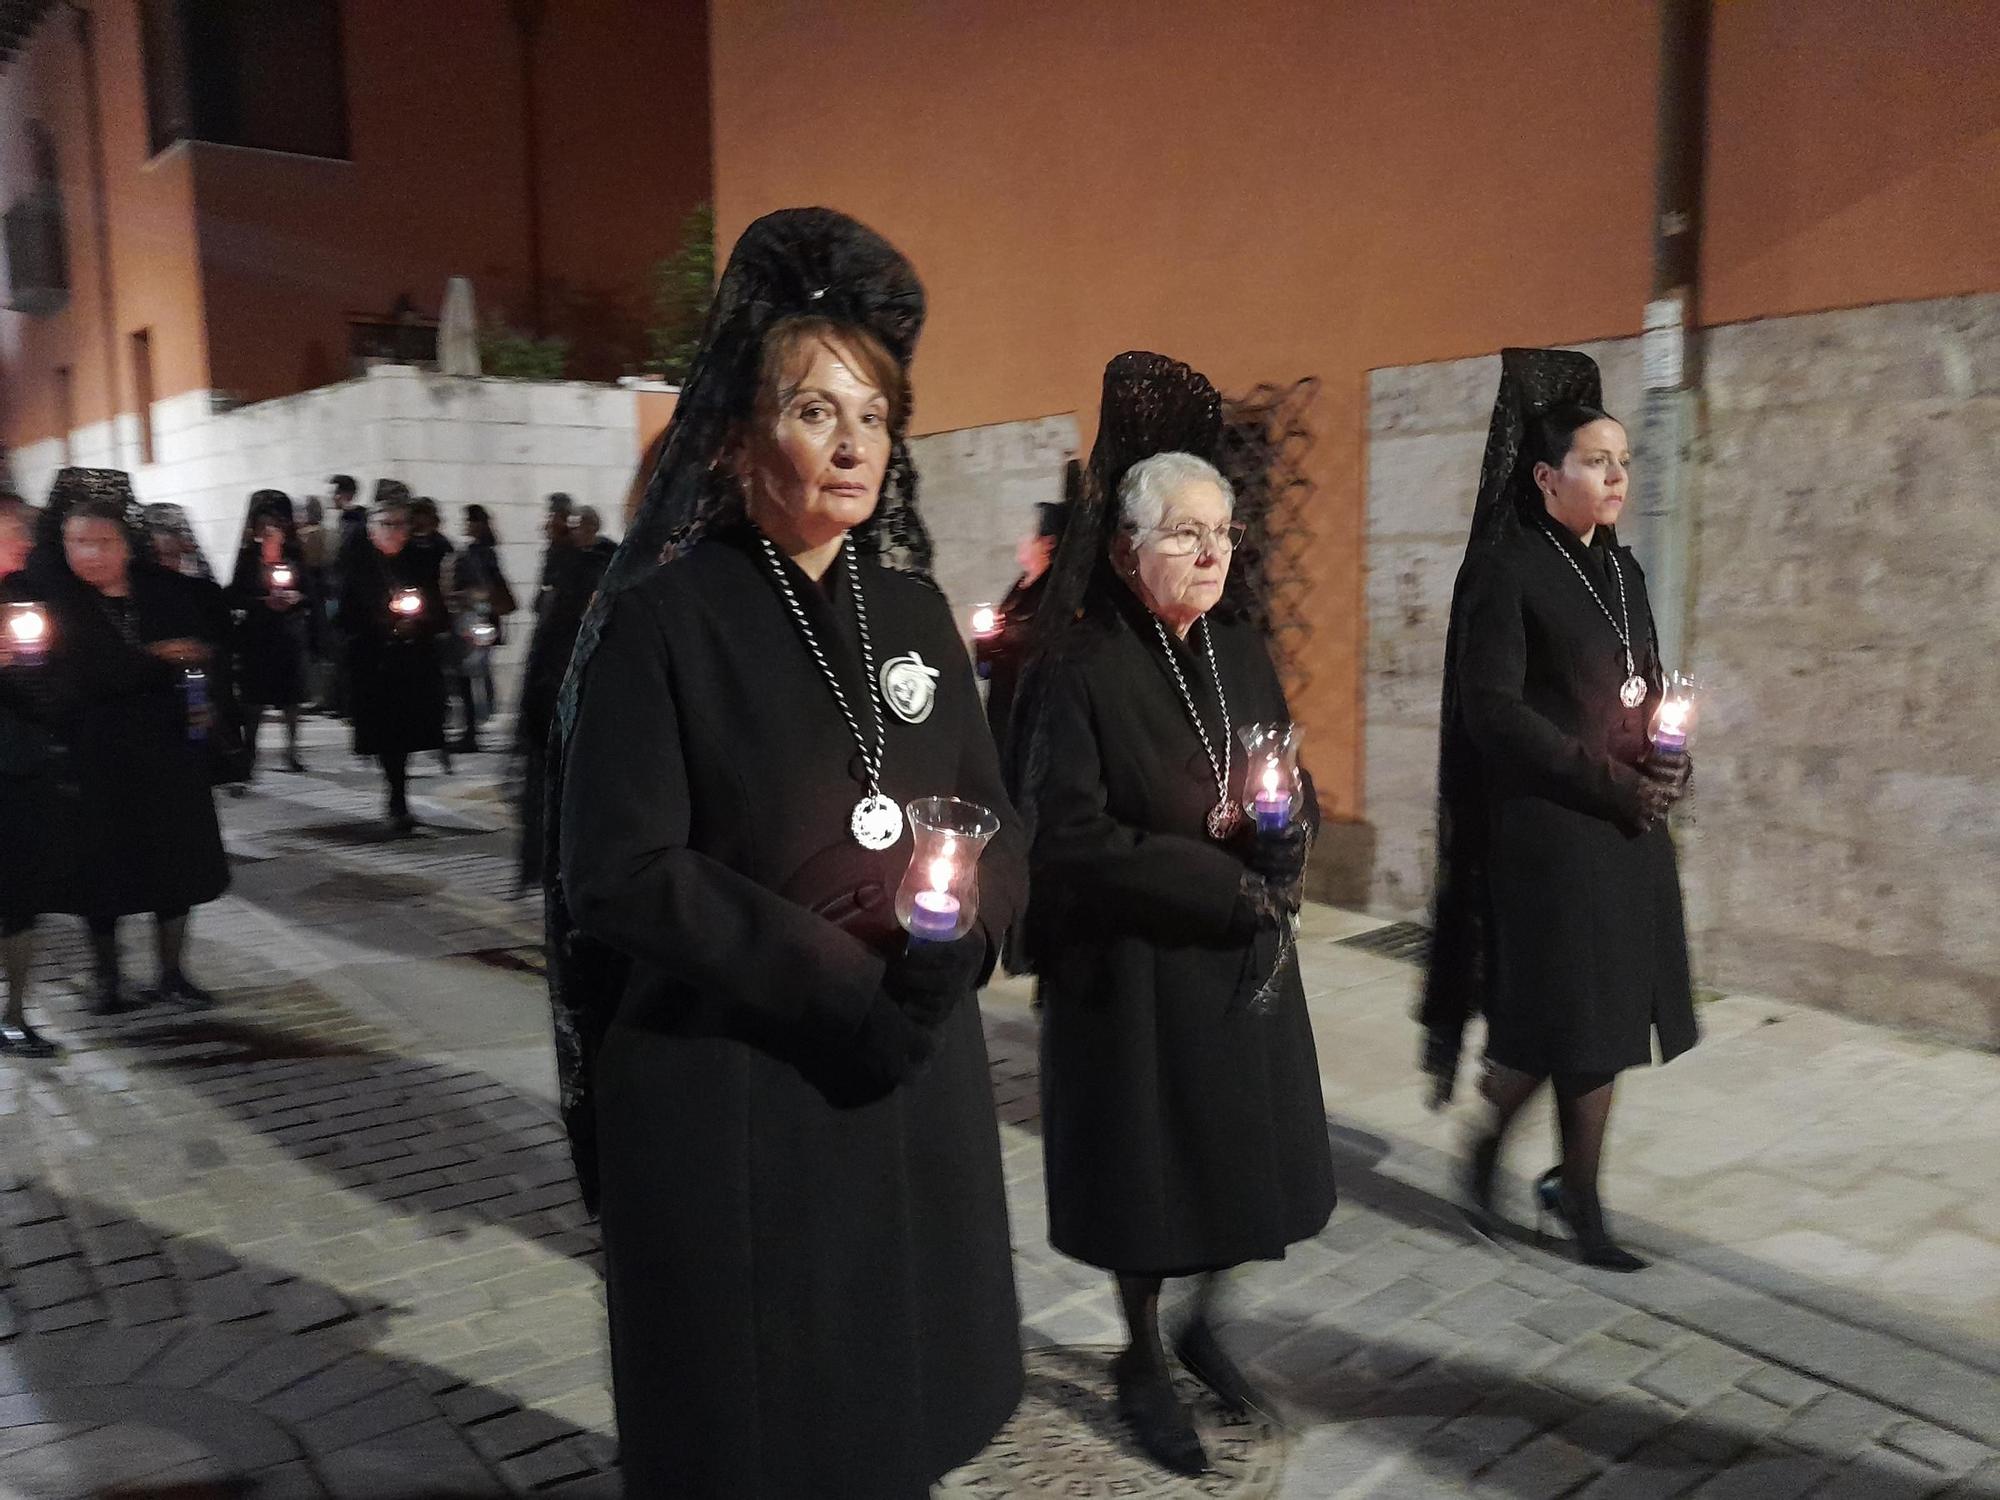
[560,524,1028,1499]
[1027,588,1335,1276]
[1450,522,1697,1076]
[43,568,229,919]
[0,573,74,921]
[339,545,447,757]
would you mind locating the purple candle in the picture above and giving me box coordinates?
[908,887,961,942]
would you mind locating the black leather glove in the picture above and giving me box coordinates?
[1243,821,1310,885]
[850,992,936,1089]
[883,932,988,1029]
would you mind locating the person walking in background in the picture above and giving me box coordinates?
[574,505,617,565]
[38,471,230,1015]
[536,492,575,610]
[444,503,516,752]
[228,490,314,774]
[340,490,449,835]
[0,493,66,1058]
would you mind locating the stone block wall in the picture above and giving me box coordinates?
[9,367,661,692]
[909,413,1080,632]
[1365,295,2000,1048]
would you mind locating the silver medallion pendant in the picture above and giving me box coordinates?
[1206,799,1245,841]
[851,793,904,851]
[1620,675,1648,709]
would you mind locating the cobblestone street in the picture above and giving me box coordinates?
[3,722,1997,1498]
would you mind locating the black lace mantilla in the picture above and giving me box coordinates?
[543,208,934,1209]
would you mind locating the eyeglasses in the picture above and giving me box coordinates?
[1134,520,1247,557]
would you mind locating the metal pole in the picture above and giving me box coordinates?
[1631,0,1711,673]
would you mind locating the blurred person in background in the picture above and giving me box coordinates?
[340,491,449,833]
[38,472,229,1014]
[0,494,66,1057]
[444,503,516,753]
[228,490,314,774]
[574,504,617,564]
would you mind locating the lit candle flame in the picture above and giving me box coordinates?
[927,856,955,893]
[1660,700,1689,732]
[970,604,999,636]
[392,589,423,616]
[271,566,295,589]
[8,608,47,644]
[1262,762,1281,794]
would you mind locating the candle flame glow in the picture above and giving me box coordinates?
[927,856,954,893]
[1262,762,1281,793]
[8,608,46,644]
[970,604,999,636]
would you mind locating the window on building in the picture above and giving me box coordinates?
[2,122,70,316]
[140,0,349,160]
[131,330,157,466]
[54,365,74,463]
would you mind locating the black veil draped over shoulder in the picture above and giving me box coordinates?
[544,207,934,1204]
[1416,347,1608,1094]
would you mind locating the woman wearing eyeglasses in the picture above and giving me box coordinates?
[1008,354,1335,1475]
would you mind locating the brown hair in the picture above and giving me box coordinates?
[754,315,907,431]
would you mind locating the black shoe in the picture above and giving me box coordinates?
[1536,1171,1648,1272]
[1174,1317,1262,1416]
[90,983,143,1017]
[1463,1131,1505,1240]
[282,757,308,773]
[158,972,218,1010]
[391,812,418,836]
[439,750,455,774]
[1112,1349,1208,1476]
[0,1021,61,1059]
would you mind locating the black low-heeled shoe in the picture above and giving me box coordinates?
[1112,1349,1208,1477]
[0,1021,61,1059]
[1174,1317,1263,1416]
[1535,1169,1648,1272]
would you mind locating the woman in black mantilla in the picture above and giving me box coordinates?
[1006,353,1335,1476]
[1420,348,1697,1271]
[36,471,229,1014]
[339,486,449,834]
[549,208,1028,1499]
[228,490,314,774]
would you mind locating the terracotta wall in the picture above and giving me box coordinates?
[709,0,1662,819]
[0,2,209,450]
[2,0,710,450]
[709,0,2000,821]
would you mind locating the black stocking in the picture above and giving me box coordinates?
[1116,1273,1167,1373]
[1554,1074,1617,1200]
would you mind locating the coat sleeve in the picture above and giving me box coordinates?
[1454,555,1647,826]
[560,587,888,1039]
[1031,657,1244,942]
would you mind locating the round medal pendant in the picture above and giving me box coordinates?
[851,793,904,851]
[1206,799,1245,841]
[1619,675,1648,709]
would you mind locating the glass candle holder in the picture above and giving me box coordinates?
[1651,672,1700,757]
[896,797,1001,944]
[268,562,297,593]
[3,601,50,667]
[969,602,1000,639]
[391,587,425,621]
[1238,722,1303,835]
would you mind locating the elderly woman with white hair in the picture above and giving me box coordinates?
[1010,353,1336,1475]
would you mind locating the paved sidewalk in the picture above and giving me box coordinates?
[1,721,1995,1498]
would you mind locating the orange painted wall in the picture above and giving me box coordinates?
[2,0,709,449]
[710,0,2000,820]
[197,0,711,406]
[710,0,1661,818]
[1703,2,2000,323]
[0,3,209,451]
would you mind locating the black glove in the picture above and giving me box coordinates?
[883,932,988,1029]
[850,992,936,1089]
[1227,871,1292,940]
[1643,749,1693,806]
[1243,821,1310,885]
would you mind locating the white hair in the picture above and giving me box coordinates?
[1117,451,1234,535]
